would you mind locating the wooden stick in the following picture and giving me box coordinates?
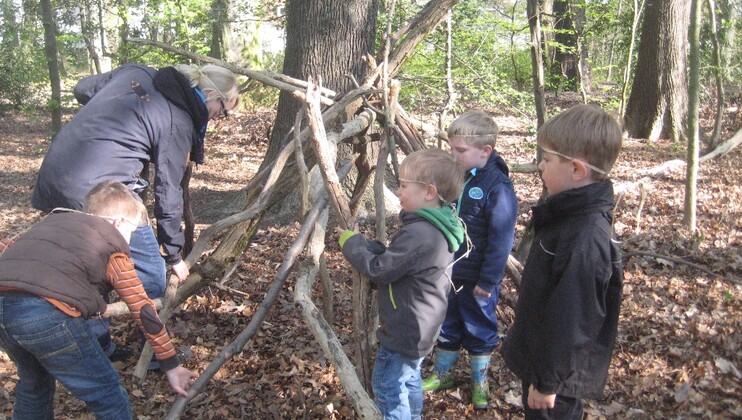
[165,190,337,419]
[293,201,381,418]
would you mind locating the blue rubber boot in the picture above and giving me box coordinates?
[470,354,491,409]
[422,348,459,392]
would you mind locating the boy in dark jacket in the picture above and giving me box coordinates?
[423,110,518,410]
[502,104,623,419]
[337,149,465,419]
[0,180,197,419]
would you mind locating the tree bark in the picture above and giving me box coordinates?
[624,0,691,141]
[266,0,379,166]
[40,0,61,135]
[706,0,725,148]
[527,0,548,128]
[619,0,644,118]
[683,0,701,232]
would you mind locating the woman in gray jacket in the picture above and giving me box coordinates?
[31,63,239,361]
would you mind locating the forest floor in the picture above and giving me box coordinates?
[0,94,740,419]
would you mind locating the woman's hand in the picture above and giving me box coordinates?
[165,366,198,397]
[171,260,190,283]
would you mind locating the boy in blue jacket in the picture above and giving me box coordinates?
[337,148,465,419]
[423,110,518,410]
[502,104,623,419]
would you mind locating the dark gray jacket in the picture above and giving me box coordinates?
[341,211,454,359]
[31,65,200,263]
[502,180,623,399]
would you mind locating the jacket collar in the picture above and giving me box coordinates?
[153,67,209,163]
[533,179,615,229]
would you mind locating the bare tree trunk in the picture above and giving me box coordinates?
[624,0,691,142]
[706,0,725,149]
[439,9,456,147]
[607,0,623,81]
[80,2,101,74]
[619,0,644,118]
[684,0,701,232]
[527,0,547,128]
[40,0,61,136]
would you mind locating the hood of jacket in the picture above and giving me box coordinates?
[153,67,209,164]
[414,206,465,253]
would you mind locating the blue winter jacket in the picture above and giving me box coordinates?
[452,152,518,294]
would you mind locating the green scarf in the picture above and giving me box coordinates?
[415,206,465,253]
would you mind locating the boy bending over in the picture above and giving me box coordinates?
[0,180,197,419]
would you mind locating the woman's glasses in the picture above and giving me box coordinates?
[219,100,228,118]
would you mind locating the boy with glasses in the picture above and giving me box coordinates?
[337,148,465,419]
[502,104,623,419]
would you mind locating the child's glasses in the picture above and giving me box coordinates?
[399,178,448,204]
[540,147,607,175]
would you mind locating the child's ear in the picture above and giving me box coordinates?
[426,184,439,201]
[481,145,494,155]
[571,159,590,181]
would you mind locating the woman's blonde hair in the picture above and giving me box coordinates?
[175,64,239,102]
[400,148,464,204]
[83,180,145,223]
[447,110,499,149]
[537,104,623,180]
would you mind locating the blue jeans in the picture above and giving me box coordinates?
[0,294,131,419]
[372,346,424,420]
[438,283,499,355]
[89,225,166,355]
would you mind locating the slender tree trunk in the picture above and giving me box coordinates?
[619,0,643,118]
[684,0,701,232]
[40,0,61,135]
[80,3,101,74]
[706,0,725,148]
[439,8,455,146]
[527,0,547,128]
[624,0,691,142]
[209,0,228,59]
[607,0,623,81]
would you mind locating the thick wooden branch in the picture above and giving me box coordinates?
[294,194,380,418]
[385,0,460,78]
[165,178,344,419]
[127,38,336,106]
[700,127,742,162]
[304,78,353,227]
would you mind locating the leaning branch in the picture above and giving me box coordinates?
[127,38,336,106]
[165,164,350,419]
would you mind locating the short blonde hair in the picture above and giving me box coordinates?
[447,110,499,149]
[175,64,239,103]
[537,104,622,180]
[83,180,144,223]
[400,148,464,203]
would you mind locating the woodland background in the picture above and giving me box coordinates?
[0,0,741,418]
